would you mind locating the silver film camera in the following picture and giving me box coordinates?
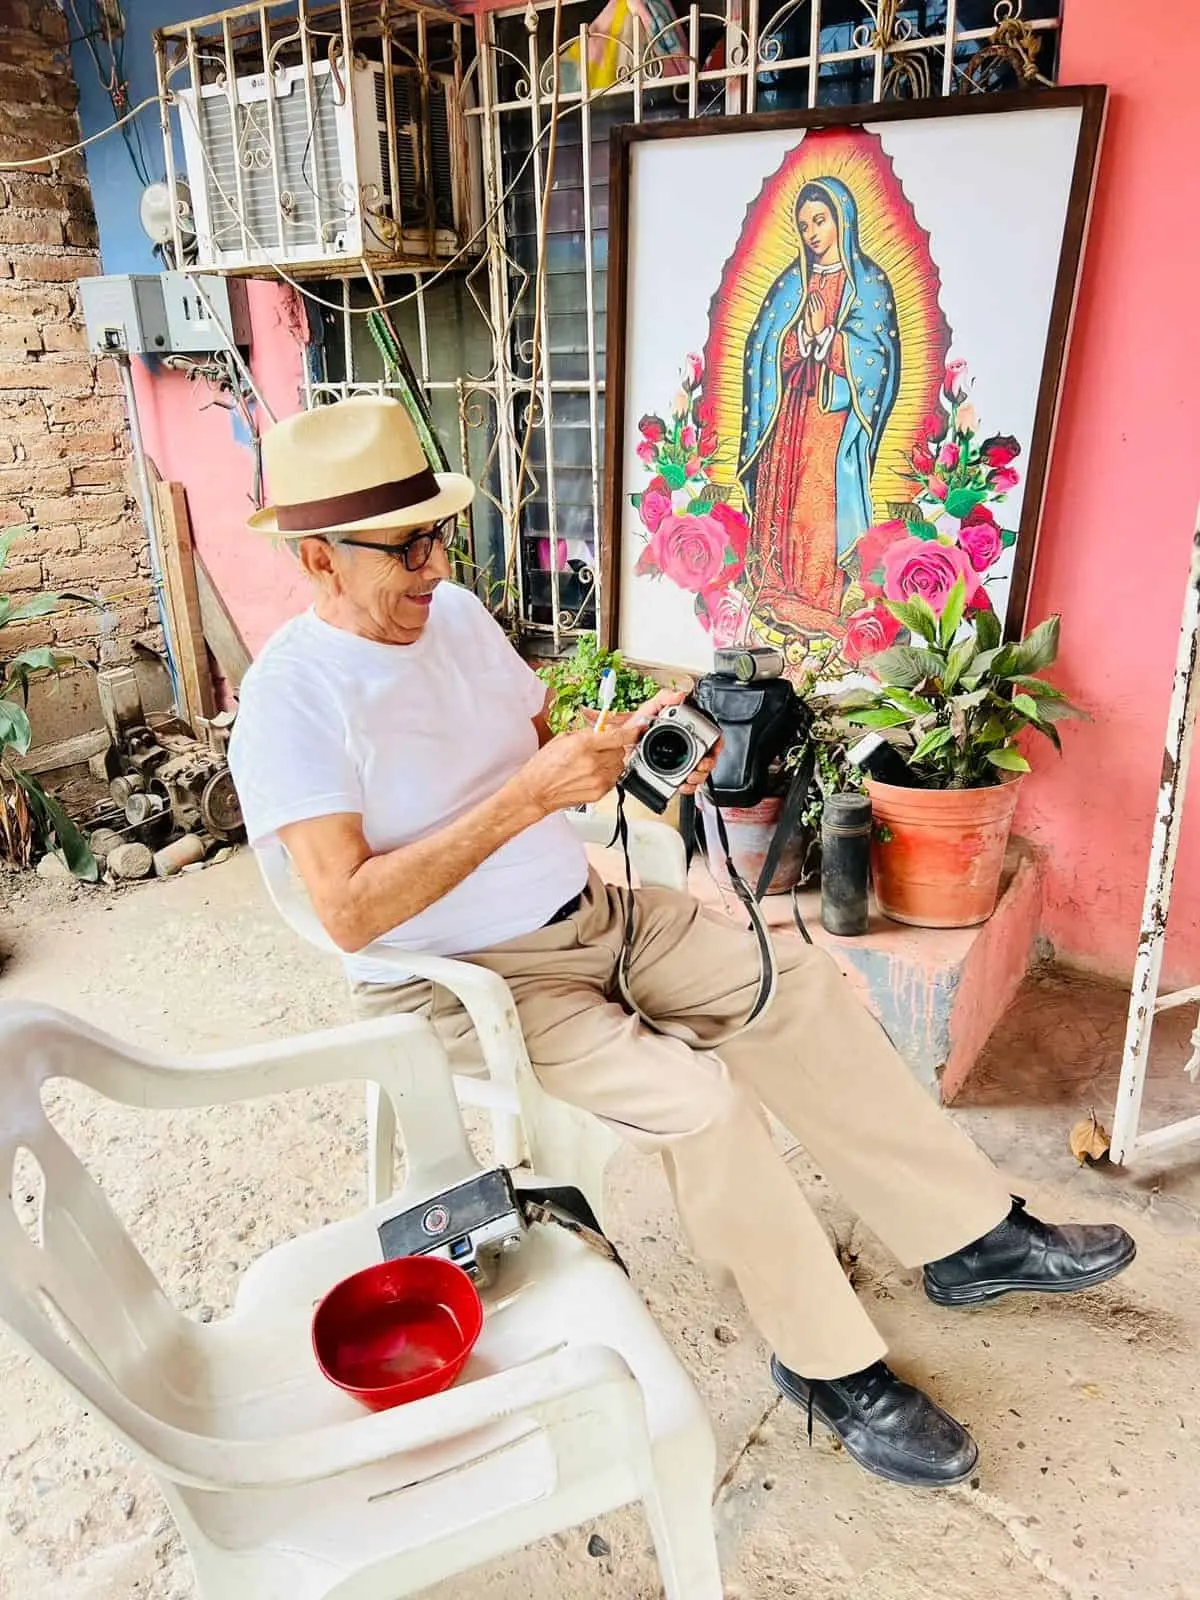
[621,701,722,813]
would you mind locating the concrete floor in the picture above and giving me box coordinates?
[0,852,1198,1600]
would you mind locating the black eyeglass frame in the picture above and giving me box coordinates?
[330,516,456,572]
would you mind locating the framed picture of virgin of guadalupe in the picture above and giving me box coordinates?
[601,88,1106,676]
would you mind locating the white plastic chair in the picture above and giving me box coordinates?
[0,1001,722,1599]
[256,809,689,1226]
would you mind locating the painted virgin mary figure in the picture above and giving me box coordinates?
[739,177,900,635]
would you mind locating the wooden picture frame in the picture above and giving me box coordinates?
[601,87,1107,673]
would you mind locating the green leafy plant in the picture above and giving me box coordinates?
[783,638,866,834]
[537,633,660,736]
[0,527,97,880]
[832,578,1080,789]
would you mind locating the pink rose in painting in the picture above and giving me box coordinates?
[636,439,657,467]
[638,414,665,442]
[937,441,960,469]
[856,519,910,596]
[683,352,704,388]
[926,476,949,502]
[680,424,697,451]
[968,584,994,616]
[882,536,983,615]
[709,500,751,561]
[639,486,673,534]
[686,455,704,478]
[843,602,902,665]
[958,518,1003,572]
[699,584,752,646]
[957,401,979,434]
[943,358,969,398]
[647,512,734,593]
[990,465,1021,493]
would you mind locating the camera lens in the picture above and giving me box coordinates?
[641,724,694,777]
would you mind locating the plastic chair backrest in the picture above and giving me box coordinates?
[0,1005,207,1475]
[0,1001,493,1486]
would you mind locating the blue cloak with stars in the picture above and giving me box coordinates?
[738,176,900,562]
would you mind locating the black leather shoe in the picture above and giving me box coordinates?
[924,1196,1136,1308]
[770,1355,978,1488]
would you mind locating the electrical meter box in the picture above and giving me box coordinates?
[79,273,252,357]
[79,274,171,356]
[160,274,251,354]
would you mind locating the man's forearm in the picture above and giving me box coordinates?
[330,778,544,951]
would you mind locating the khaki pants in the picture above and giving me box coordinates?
[352,870,1010,1379]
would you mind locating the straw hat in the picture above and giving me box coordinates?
[247,394,475,539]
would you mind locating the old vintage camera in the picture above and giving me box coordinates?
[377,1168,526,1286]
[621,701,723,814]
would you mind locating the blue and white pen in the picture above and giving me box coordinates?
[593,667,618,734]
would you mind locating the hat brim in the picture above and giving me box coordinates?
[247,473,476,539]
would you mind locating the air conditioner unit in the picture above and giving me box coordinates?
[177,57,482,274]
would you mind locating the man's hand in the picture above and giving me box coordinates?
[627,689,722,797]
[516,725,638,818]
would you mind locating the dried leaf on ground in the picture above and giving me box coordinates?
[1069,1109,1111,1165]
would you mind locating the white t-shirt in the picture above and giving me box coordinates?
[228,583,587,984]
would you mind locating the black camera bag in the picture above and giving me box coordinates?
[684,674,816,911]
[693,674,809,809]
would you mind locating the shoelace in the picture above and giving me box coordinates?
[805,1361,896,1446]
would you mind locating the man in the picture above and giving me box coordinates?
[230,396,1135,1490]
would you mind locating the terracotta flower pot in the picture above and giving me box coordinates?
[697,790,811,896]
[866,775,1023,929]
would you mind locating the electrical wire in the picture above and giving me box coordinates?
[66,0,154,187]
[0,93,162,170]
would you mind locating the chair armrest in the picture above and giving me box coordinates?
[162,1344,636,1491]
[345,944,531,1096]
[256,840,532,1094]
[11,1003,462,1115]
[0,1286,637,1495]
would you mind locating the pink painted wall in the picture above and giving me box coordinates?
[1017,0,1200,986]
[132,280,311,665]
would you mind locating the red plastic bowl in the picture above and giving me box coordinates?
[312,1255,484,1412]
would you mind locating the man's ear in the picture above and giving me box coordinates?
[296,536,336,581]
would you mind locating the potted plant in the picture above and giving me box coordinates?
[537,633,664,734]
[0,527,97,880]
[832,579,1078,928]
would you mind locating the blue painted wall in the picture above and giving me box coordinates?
[70,1,196,275]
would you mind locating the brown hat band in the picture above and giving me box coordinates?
[275,467,441,533]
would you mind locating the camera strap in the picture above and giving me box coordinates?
[757,744,816,947]
[677,749,817,944]
[518,1185,630,1276]
[613,782,777,1041]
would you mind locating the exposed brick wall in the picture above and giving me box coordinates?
[0,0,158,674]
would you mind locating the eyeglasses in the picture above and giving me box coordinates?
[332,517,455,572]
